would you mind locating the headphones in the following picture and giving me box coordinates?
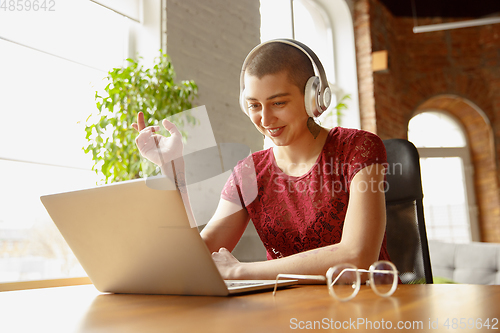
[239,38,331,118]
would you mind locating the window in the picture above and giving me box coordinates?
[0,0,159,284]
[408,111,479,243]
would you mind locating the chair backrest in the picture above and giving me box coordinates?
[383,139,433,284]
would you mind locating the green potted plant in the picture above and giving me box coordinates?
[84,52,198,183]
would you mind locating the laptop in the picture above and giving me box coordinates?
[40,176,297,296]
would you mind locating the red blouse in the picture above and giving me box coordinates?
[221,127,391,261]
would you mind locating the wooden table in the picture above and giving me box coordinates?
[2,284,500,332]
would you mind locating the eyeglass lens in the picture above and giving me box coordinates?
[327,263,359,300]
[327,261,397,300]
[370,261,397,296]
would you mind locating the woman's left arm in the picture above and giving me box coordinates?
[212,163,387,280]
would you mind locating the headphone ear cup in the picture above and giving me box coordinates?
[304,76,320,118]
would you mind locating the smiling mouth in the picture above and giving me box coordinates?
[266,126,285,136]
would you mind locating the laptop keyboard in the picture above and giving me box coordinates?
[225,281,263,288]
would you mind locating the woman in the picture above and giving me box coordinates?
[133,40,390,281]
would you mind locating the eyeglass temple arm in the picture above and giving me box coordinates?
[330,268,358,286]
[329,268,395,286]
[273,273,326,296]
[274,268,398,296]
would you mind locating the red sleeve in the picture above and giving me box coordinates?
[220,155,258,207]
[221,169,242,205]
[345,130,387,184]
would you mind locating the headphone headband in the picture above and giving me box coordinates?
[239,39,331,117]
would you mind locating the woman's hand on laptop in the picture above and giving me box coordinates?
[132,112,184,167]
[212,247,243,279]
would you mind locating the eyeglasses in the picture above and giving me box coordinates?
[273,260,398,301]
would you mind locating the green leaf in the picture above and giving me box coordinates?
[83,49,199,184]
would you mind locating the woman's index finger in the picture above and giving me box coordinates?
[137,112,146,131]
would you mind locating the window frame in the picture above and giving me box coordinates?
[0,277,92,292]
[0,0,161,291]
[416,146,480,242]
[409,110,480,243]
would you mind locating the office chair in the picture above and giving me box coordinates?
[383,139,433,284]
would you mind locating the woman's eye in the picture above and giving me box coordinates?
[274,101,286,106]
[248,103,260,110]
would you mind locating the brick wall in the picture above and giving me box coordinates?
[353,0,500,242]
[353,0,377,133]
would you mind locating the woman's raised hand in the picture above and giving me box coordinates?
[132,112,184,167]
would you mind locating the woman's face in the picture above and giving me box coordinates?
[243,71,309,147]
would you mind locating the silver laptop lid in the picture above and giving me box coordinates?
[40,176,231,296]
